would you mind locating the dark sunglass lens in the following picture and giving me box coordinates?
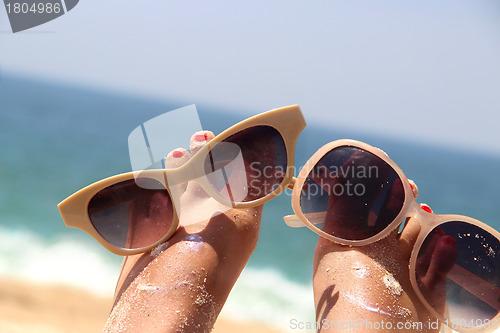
[204,125,287,203]
[88,178,174,250]
[415,222,499,328]
[299,146,405,240]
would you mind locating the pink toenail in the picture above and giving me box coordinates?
[172,150,184,158]
[420,203,433,213]
[195,134,208,142]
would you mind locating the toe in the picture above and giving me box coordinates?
[408,179,419,199]
[165,147,190,169]
[190,130,215,155]
[398,204,432,258]
[399,217,422,258]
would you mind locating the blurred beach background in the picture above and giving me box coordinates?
[1,1,499,332]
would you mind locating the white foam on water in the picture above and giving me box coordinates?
[0,226,317,331]
[220,266,316,332]
[0,226,120,297]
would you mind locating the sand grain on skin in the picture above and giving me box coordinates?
[105,251,219,333]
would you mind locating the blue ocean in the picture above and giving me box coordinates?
[1,74,499,330]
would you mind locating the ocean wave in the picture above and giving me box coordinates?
[220,266,316,332]
[0,226,316,330]
[0,226,121,297]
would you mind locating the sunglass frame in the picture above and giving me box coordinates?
[286,139,500,332]
[58,105,306,255]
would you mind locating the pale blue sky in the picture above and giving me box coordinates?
[1,0,499,155]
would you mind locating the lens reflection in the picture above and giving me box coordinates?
[88,178,174,249]
[299,146,405,240]
[415,222,500,328]
[205,125,287,203]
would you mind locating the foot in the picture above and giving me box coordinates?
[105,131,263,332]
[313,182,455,332]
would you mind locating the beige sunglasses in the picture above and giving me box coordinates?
[283,139,500,333]
[59,106,499,331]
[58,105,306,255]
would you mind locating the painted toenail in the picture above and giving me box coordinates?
[408,179,418,198]
[172,150,184,158]
[420,203,433,213]
[194,133,208,142]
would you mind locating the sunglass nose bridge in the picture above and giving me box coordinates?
[287,177,296,190]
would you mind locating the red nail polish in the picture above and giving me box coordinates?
[420,204,433,213]
[194,133,208,142]
[172,150,184,158]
